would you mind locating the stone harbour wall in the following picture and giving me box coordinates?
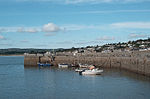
[24,51,150,76]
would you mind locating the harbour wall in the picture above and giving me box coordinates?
[24,51,150,76]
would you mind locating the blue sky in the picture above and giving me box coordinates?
[0,0,150,49]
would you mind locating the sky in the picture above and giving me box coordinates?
[0,0,150,49]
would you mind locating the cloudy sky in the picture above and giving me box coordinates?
[0,0,150,49]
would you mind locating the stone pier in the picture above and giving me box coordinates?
[24,51,150,77]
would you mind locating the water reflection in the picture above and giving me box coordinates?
[24,66,150,82]
[104,68,150,82]
[24,65,150,99]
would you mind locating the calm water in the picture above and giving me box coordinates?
[0,56,150,99]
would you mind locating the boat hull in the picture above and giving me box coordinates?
[38,63,52,67]
[75,68,86,72]
[81,70,103,75]
[58,64,69,68]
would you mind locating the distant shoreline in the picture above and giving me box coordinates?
[0,54,24,56]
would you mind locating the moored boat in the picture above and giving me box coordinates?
[75,68,86,72]
[37,63,52,67]
[79,68,103,75]
[79,64,92,68]
[58,63,70,68]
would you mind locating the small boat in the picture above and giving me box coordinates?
[58,63,70,68]
[75,68,86,72]
[79,68,103,75]
[79,64,91,68]
[37,63,52,67]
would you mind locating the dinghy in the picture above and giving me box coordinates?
[79,68,103,75]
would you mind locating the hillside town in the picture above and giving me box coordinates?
[1,38,150,55]
[85,38,150,53]
[55,38,150,54]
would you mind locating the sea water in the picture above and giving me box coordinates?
[0,56,150,99]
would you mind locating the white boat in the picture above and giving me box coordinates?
[80,69,103,75]
[79,64,92,68]
[75,68,86,72]
[58,63,69,68]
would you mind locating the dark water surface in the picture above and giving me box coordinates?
[0,56,150,99]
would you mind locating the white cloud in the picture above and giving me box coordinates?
[65,0,134,4]
[17,27,39,33]
[1,22,150,36]
[75,40,102,45]
[63,24,100,31]
[97,36,115,41]
[129,33,149,38]
[62,22,150,31]
[110,22,150,29]
[0,22,61,34]
[43,23,60,32]
[65,0,104,4]
[0,27,40,33]
[0,27,19,33]
[14,0,150,4]
[80,10,150,14]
